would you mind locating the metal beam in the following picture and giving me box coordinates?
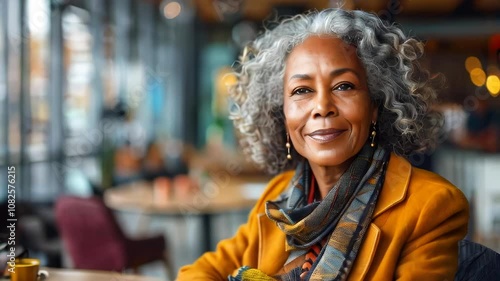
[0,0,9,166]
[88,0,105,129]
[399,18,500,39]
[48,0,65,192]
[113,0,131,103]
[19,0,33,200]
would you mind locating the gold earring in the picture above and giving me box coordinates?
[370,122,377,147]
[286,133,292,160]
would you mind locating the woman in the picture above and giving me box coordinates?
[178,8,469,281]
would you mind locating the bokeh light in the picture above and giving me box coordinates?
[470,68,486,86]
[465,56,482,73]
[486,65,500,76]
[486,75,500,96]
[163,1,181,19]
[222,73,237,88]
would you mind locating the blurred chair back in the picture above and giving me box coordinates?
[55,196,127,271]
[455,239,500,281]
[55,196,173,278]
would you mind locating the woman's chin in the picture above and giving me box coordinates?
[306,152,354,168]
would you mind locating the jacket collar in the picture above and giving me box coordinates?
[373,153,411,218]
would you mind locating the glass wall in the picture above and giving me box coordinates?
[1,0,32,200]
[0,0,200,202]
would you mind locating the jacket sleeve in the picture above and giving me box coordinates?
[176,173,291,281]
[395,183,470,281]
[176,212,256,280]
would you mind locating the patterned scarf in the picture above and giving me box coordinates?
[229,144,389,281]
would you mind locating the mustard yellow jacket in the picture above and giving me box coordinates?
[177,154,469,280]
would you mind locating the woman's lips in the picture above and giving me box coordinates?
[307,129,346,143]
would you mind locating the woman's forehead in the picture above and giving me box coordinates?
[284,36,364,78]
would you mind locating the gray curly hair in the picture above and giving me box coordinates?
[230,8,442,175]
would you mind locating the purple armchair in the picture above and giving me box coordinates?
[55,196,174,279]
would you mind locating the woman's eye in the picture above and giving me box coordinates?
[334,83,354,91]
[292,88,312,95]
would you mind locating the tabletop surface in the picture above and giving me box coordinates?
[41,268,164,281]
[104,175,271,215]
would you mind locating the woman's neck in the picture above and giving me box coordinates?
[309,158,354,199]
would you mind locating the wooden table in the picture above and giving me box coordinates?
[40,268,163,281]
[104,175,270,252]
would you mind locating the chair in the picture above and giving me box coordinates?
[54,196,174,279]
[455,239,500,281]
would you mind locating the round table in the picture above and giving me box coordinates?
[104,176,269,214]
[104,175,270,252]
[41,268,163,281]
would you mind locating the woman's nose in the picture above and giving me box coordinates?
[312,89,337,118]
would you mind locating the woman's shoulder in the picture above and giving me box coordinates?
[264,170,295,197]
[381,154,469,238]
[252,171,295,210]
[387,153,468,206]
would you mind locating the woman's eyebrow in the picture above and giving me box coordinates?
[329,68,361,79]
[288,73,311,81]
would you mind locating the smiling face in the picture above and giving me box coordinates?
[283,35,377,170]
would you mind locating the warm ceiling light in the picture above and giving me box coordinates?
[465,56,482,73]
[486,75,500,96]
[163,1,181,19]
[470,68,486,87]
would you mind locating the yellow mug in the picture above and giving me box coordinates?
[9,258,40,281]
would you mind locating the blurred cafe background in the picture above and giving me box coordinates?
[0,0,499,279]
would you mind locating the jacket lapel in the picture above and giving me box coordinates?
[349,223,381,280]
[373,153,411,218]
[350,153,411,279]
